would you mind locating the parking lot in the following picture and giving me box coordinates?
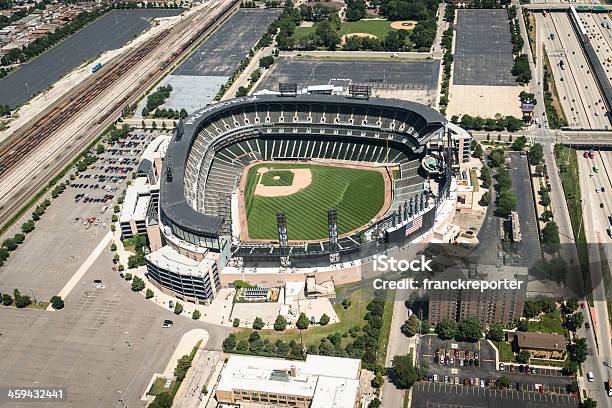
[412,382,579,407]
[0,130,161,300]
[453,9,516,86]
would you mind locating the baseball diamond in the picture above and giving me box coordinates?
[240,162,392,241]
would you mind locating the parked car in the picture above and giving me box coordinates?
[162,320,173,328]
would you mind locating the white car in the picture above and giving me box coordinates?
[587,372,594,382]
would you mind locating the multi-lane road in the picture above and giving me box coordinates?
[538,12,609,129]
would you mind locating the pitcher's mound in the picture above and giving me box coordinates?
[390,20,417,30]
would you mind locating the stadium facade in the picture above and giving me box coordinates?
[139,94,468,304]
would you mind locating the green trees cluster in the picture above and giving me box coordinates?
[342,29,413,52]
[144,85,173,114]
[391,353,418,389]
[147,107,188,120]
[131,276,145,292]
[126,233,147,269]
[378,0,439,22]
[1,7,109,68]
[486,323,505,342]
[0,103,11,115]
[541,220,560,245]
[271,1,303,51]
[529,143,544,165]
[523,295,556,318]
[401,314,421,337]
[511,135,527,151]
[453,114,524,132]
[562,337,587,375]
[435,318,482,342]
[223,332,304,360]
[512,54,532,84]
[12,288,32,308]
[345,0,367,22]
[299,3,336,22]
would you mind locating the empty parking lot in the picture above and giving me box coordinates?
[453,9,516,86]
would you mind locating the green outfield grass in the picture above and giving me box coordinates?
[244,163,386,240]
[260,170,294,186]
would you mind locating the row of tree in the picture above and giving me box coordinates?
[434,318,483,342]
[1,288,32,308]
[450,114,524,132]
[438,5,454,114]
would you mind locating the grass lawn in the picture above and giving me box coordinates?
[339,19,397,39]
[554,145,590,304]
[260,170,294,186]
[542,46,568,128]
[244,163,386,240]
[292,19,396,42]
[494,341,516,362]
[148,377,175,396]
[530,357,567,368]
[234,288,374,347]
[377,289,396,366]
[528,310,564,334]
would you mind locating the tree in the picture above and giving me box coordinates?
[235,86,249,97]
[401,314,421,337]
[489,149,506,167]
[96,144,105,155]
[233,318,240,327]
[124,273,132,281]
[496,375,511,389]
[253,317,264,330]
[2,293,13,306]
[274,315,287,331]
[580,398,597,408]
[480,165,492,188]
[542,221,560,244]
[371,372,384,389]
[110,243,117,251]
[369,398,382,408]
[517,319,529,332]
[566,381,579,394]
[342,298,352,309]
[565,299,579,313]
[2,238,17,251]
[487,323,505,342]
[296,312,310,330]
[523,299,542,318]
[567,338,588,364]
[511,135,527,151]
[145,288,154,299]
[259,55,275,69]
[421,319,430,334]
[391,353,417,389]
[497,191,517,217]
[565,312,584,332]
[149,392,173,408]
[131,276,145,291]
[223,334,237,351]
[456,318,482,342]
[174,302,183,315]
[512,54,532,83]
[50,295,64,310]
[473,143,484,159]
[319,313,330,325]
[530,143,544,165]
[15,294,31,308]
[174,355,192,381]
[480,191,491,206]
[192,309,201,320]
[435,319,458,340]
[516,350,531,363]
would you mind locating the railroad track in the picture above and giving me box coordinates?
[0,0,240,226]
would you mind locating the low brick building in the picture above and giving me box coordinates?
[508,331,566,359]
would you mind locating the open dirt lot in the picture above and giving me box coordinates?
[446,84,523,117]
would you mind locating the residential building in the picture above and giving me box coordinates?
[428,264,528,326]
[215,355,361,407]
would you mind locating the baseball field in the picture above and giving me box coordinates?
[241,162,391,241]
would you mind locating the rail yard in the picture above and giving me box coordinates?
[0,0,239,231]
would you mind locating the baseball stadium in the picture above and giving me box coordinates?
[151,93,458,302]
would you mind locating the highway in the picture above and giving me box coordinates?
[579,12,612,86]
[538,12,608,129]
[576,149,612,407]
[0,0,238,232]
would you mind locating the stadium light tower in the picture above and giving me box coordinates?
[328,209,340,264]
[277,212,290,267]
